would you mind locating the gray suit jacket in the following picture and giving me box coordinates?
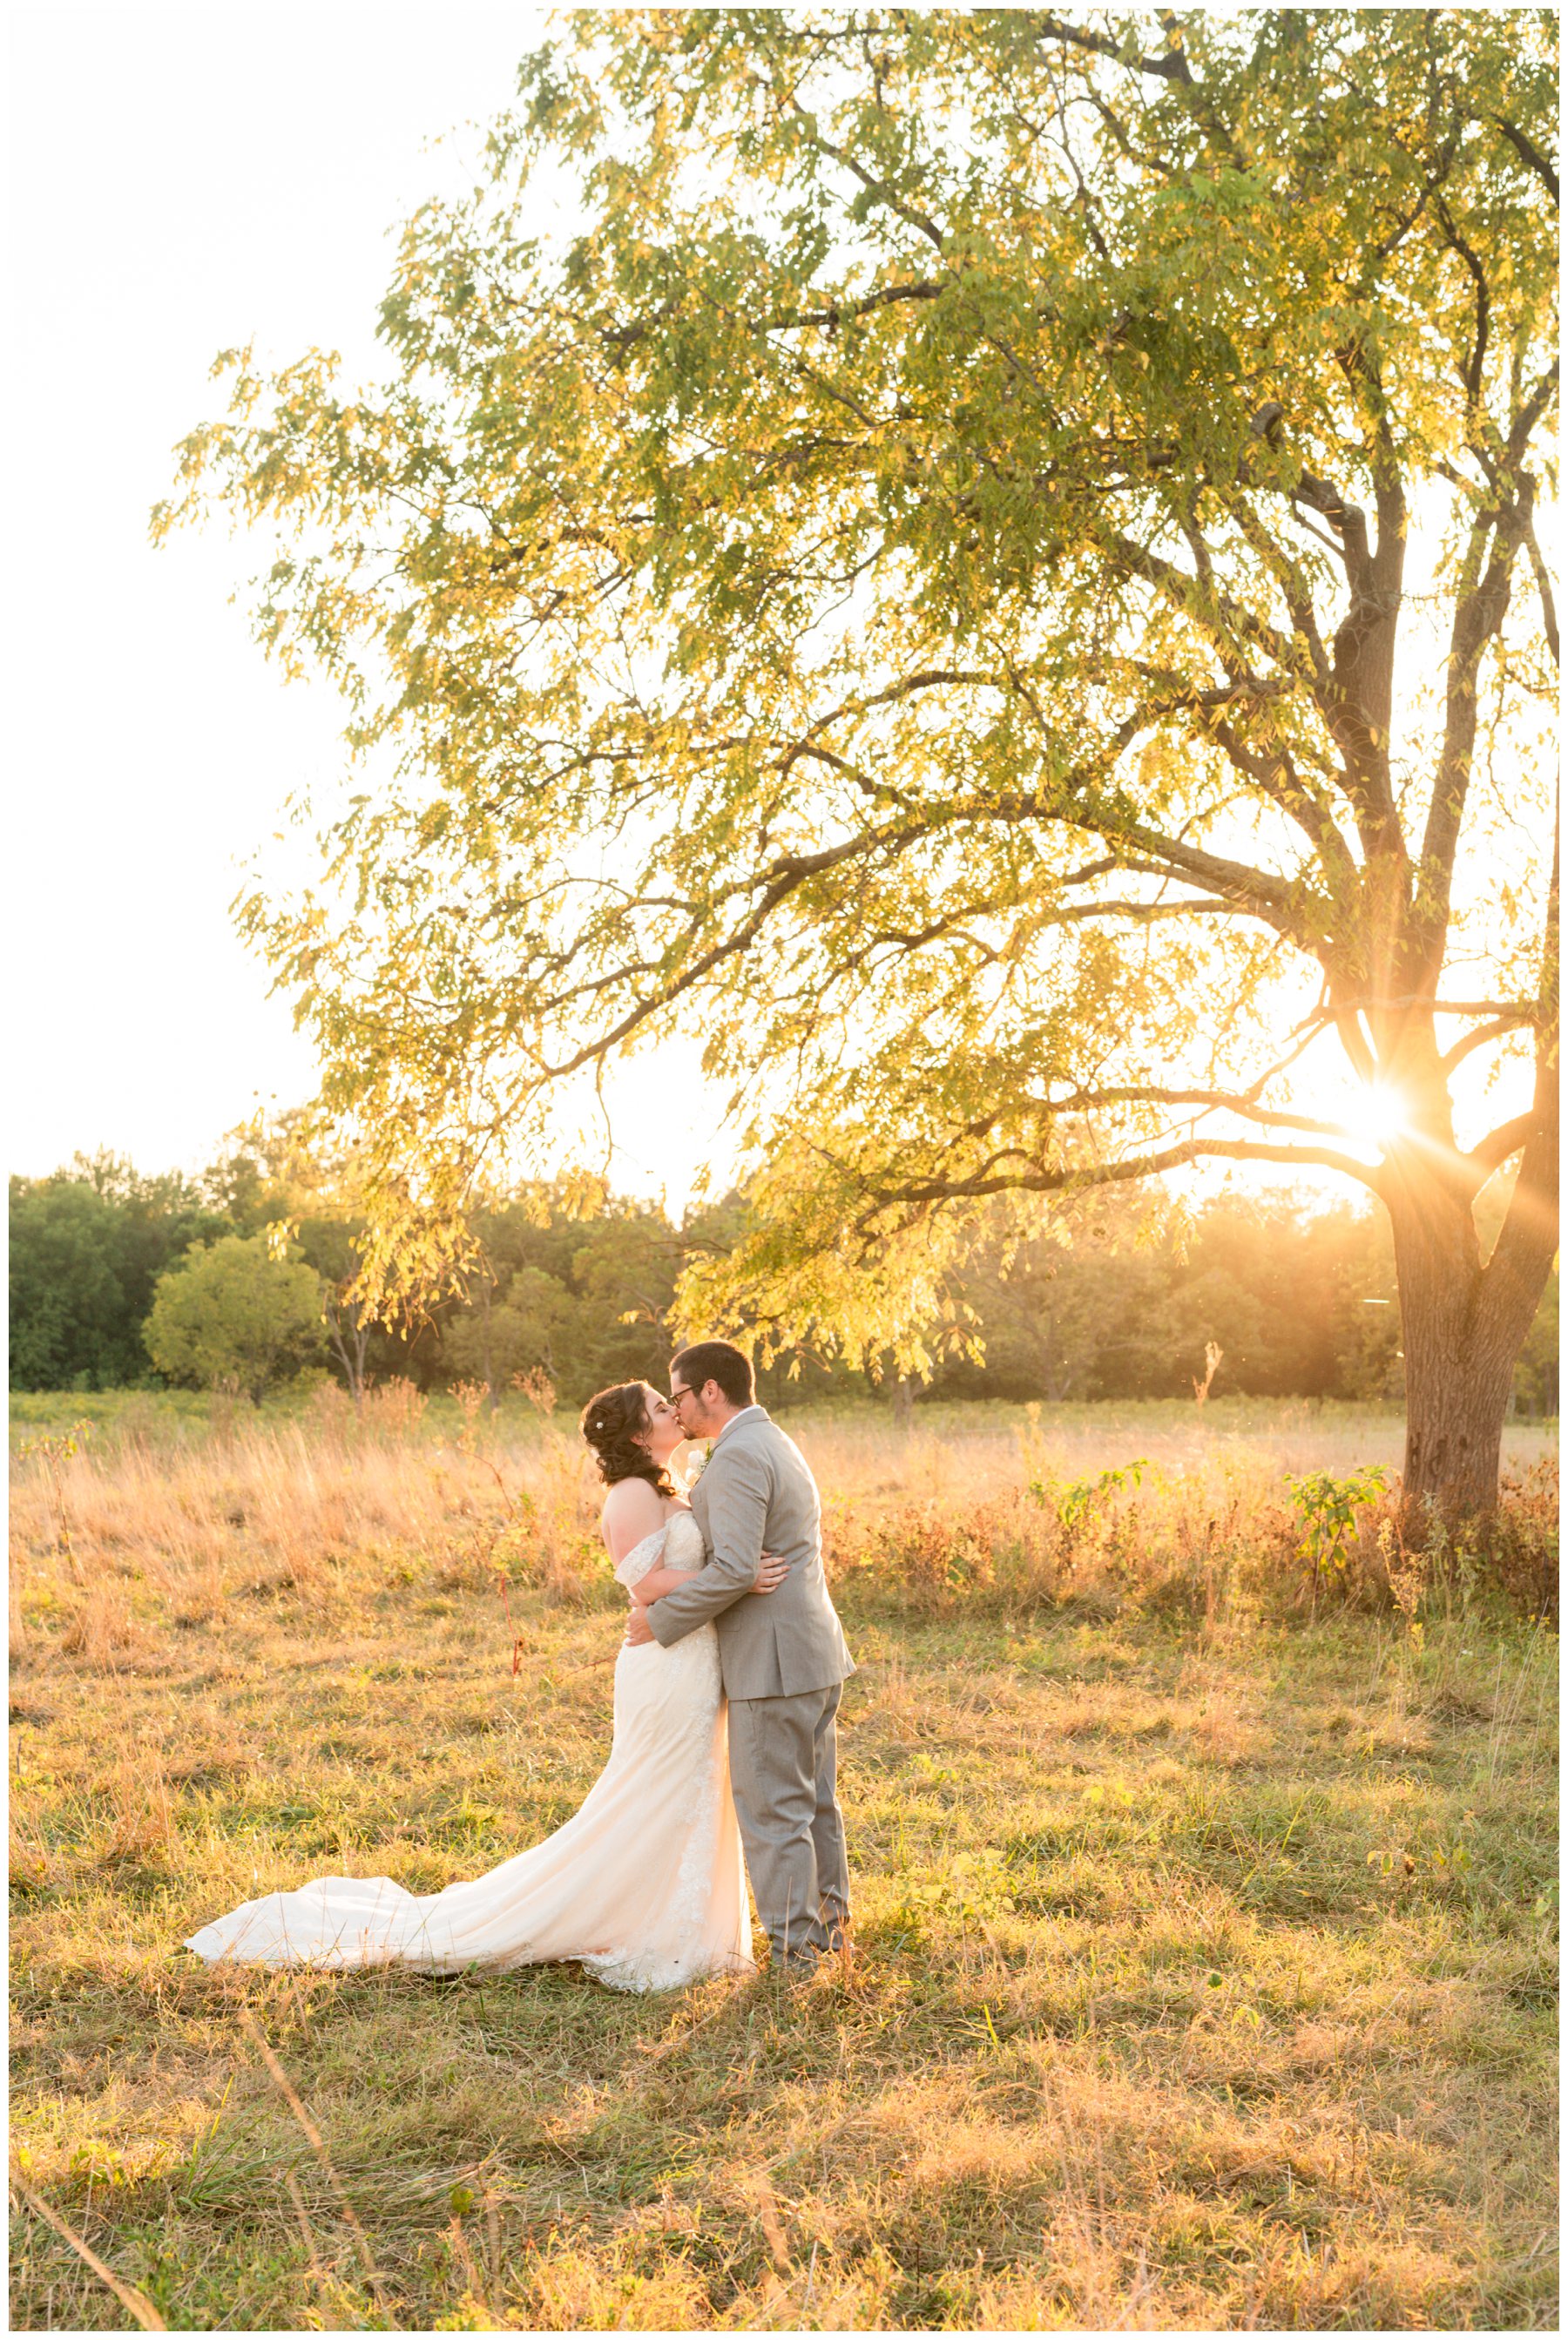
[646,1408,855,1699]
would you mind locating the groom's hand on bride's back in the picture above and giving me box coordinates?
[625,1547,785,1647]
[626,1554,782,1648]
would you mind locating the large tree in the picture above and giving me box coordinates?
[160,9,1557,1513]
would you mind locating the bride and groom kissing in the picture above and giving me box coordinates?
[186,1342,855,1991]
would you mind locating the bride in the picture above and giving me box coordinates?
[183,1380,783,1990]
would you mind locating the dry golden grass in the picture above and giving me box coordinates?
[9,1396,1558,2330]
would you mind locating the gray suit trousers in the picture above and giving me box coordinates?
[727,1682,849,1964]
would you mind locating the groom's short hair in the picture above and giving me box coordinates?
[671,1340,754,1409]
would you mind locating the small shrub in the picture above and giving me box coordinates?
[1486,1461,1559,1620]
[15,1420,94,1579]
[1285,1465,1390,1614]
[875,1502,996,1606]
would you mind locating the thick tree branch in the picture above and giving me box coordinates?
[1336,329,1408,685]
[1247,400,1404,856]
[1026,9,1249,169]
[1466,1113,1542,1182]
[1435,199,1491,418]
[1106,526,1302,678]
[1207,718,1358,889]
[1440,1015,1538,1076]
[1048,1084,1364,1139]
[1480,828,1558,1335]
[600,277,946,353]
[1326,998,1378,1085]
[1108,816,1308,931]
[879,1134,1385,1205]
[1049,894,1253,925]
[828,888,1252,983]
[1493,115,1558,206]
[1218,490,1335,680]
[1507,357,1559,463]
[1416,477,1535,964]
[1524,518,1559,668]
[996,686,1315,930]
[775,666,992,781]
[1247,402,1369,563]
[1304,997,1541,1022]
[1155,495,1360,879]
[1025,11,1195,85]
[777,98,948,253]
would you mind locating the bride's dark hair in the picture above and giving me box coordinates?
[579,1381,674,1497]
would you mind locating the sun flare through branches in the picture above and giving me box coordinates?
[1342,1083,1410,1158]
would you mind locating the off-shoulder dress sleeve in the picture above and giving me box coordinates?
[613,1526,668,1590]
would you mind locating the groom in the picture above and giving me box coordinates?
[624,1340,855,1969]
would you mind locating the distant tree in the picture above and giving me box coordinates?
[289,1215,375,1403]
[144,1235,326,1401]
[1177,1199,1355,1397]
[918,1184,1450,1405]
[564,1208,685,1390]
[436,1194,683,1404]
[207,1110,430,1398]
[9,1180,130,1390]
[1511,1267,1558,1418]
[198,1146,274,1235]
[1311,1205,1405,1403]
[439,1261,578,1396]
[924,1186,1162,1402]
[9,1155,226,1389]
[11,1127,1546,1412]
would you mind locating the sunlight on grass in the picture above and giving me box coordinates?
[9,1397,1558,2329]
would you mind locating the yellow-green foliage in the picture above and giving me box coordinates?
[144,1234,326,1402]
[155,12,1557,1447]
[9,1399,1558,2329]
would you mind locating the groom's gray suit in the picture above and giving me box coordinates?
[646,1406,855,1963]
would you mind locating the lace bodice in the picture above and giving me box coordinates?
[613,1507,706,1590]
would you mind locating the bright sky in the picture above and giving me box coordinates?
[6,9,1538,1222]
[6,3,731,1212]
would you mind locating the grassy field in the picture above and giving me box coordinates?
[9,1397,1558,2330]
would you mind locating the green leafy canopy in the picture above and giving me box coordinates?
[155,9,1558,1376]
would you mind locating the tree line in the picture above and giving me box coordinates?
[10,1140,1556,1416]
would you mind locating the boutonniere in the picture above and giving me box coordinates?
[679,1443,713,1494]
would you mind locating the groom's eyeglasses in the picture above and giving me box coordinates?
[668,1386,692,1415]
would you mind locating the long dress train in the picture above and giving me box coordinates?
[183,1513,752,1992]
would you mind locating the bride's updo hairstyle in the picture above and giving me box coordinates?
[579,1382,674,1498]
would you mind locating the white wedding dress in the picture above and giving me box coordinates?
[184,1512,752,1991]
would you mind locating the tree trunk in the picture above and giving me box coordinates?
[1390,1174,1550,1520]
[1379,917,1557,1522]
[325,1302,368,1410]
[480,1276,498,1415]
[1399,1294,1516,1519]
